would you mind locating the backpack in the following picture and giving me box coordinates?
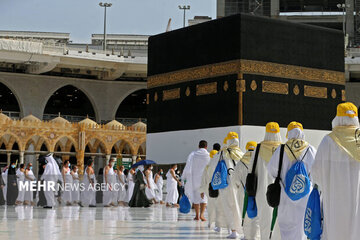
[284,146,311,201]
[304,185,322,240]
[266,144,284,208]
[211,152,228,190]
[245,144,261,197]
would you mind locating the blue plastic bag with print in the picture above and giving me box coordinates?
[285,160,311,201]
[246,196,258,219]
[211,157,228,190]
[304,186,322,240]
[179,194,191,214]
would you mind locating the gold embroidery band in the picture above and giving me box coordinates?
[262,81,289,95]
[147,59,345,89]
[196,82,217,96]
[304,85,328,99]
[162,88,180,101]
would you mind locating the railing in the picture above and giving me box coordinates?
[115,118,147,126]
[42,113,95,122]
[2,111,20,120]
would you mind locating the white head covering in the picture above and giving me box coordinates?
[287,128,305,140]
[264,132,282,142]
[332,116,360,128]
[43,154,62,181]
[227,138,240,148]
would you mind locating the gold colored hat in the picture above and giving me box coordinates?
[246,141,257,151]
[266,122,280,133]
[336,102,358,118]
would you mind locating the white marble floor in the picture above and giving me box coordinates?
[0,205,233,240]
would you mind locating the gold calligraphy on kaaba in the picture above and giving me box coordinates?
[304,85,328,99]
[262,81,289,95]
[342,89,346,101]
[147,59,345,89]
[196,82,217,96]
[163,88,180,101]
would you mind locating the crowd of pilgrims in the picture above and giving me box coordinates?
[177,102,360,240]
[0,102,358,240]
[0,157,181,208]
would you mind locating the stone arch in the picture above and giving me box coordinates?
[117,139,135,156]
[0,79,23,116]
[136,141,146,156]
[113,88,147,120]
[85,138,107,154]
[52,135,78,153]
[0,133,23,151]
[42,84,99,122]
[24,135,51,152]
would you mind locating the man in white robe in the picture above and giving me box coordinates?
[268,122,316,240]
[312,102,360,240]
[41,154,62,208]
[248,122,282,240]
[216,132,244,239]
[199,143,224,229]
[103,158,117,207]
[182,140,210,221]
[233,141,260,240]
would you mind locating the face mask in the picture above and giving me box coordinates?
[11,165,15,168]
[110,162,114,167]
[68,163,71,167]
[174,168,177,171]
[150,166,153,170]
[29,166,32,170]
[160,172,163,175]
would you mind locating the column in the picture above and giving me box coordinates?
[345,0,354,46]
[270,0,279,18]
[76,150,85,174]
[35,154,40,179]
[19,151,24,164]
[6,152,11,166]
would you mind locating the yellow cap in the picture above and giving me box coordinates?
[210,150,218,158]
[336,102,358,118]
[223,132,239,144]
[287,121,303,133]
[246,141,257,151]
[266,122,280,133]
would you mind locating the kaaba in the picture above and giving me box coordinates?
[146,14,345,164]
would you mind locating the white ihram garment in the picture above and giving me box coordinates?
[145,170,157,200]
[216,139,244,233]
[154,173,164,202]
[267,136,316,240]
[183,148,210,204]
[127,172,135,203]
[199,152,226,228]
[117,172,127,202]
[24,169,36,203]
[81,168,96,206]
[249,141,281,240]
[165,170,178,205]
[62,168,72,204]
[312,117,360,240]
[16,170,25,202]
[71,171,80,203]
[103,167,117,205]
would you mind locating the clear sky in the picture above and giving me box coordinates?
[0,0,217,43]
